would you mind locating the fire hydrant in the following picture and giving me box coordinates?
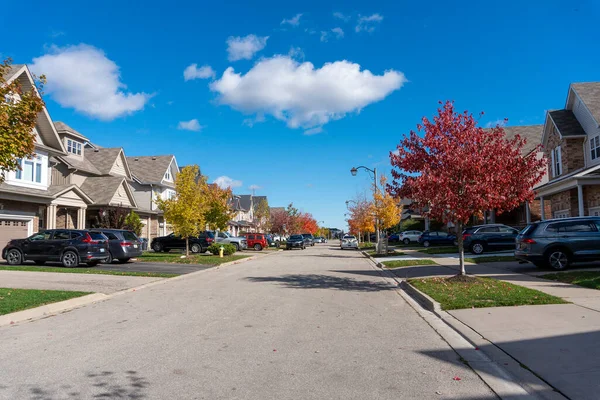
[219,246,224,258]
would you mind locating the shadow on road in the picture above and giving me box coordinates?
[246,274,397,292]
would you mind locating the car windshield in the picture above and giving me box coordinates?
[290,235,303,240]
[343,236,356,240]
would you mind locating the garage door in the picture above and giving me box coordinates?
[0,219,29,250]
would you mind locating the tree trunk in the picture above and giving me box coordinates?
[185,237,189,257]
[456,221,466,275]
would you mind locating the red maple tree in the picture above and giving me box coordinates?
[298,212,318,234]
[270,209,289,235]
[388,101,546,275]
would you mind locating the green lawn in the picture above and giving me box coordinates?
[137,252,250,265]
[0,265,177,278]
[541,271,600,290]
[0,288,90,316]
[464,256,517,264]
[409,276,567,310]
[367,251,406,257]
[383,259,437,268]
[418,246,458,255]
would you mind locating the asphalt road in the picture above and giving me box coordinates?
[0,244,495,399]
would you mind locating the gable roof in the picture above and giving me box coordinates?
[2,64,26,83]
[571,82,600,126]
[0,182,93,203]
[126,155,175,185]
[54,121,90,141]
[548,110,586,138]
[502,125,544,155]
[85,147,125,175]
[79,176,137,207]
[55,154,102,175]
[236,195,268,212]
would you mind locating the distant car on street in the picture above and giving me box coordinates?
[90,228,142,264]
[301,233,315,246]
[341,235,359,250]
[417,231,457,248]
[286,234,306,250]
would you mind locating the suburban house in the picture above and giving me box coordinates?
[535,82,600,219]
[227,194,269,235]
[127,155,179,240]
[0,65,93,249]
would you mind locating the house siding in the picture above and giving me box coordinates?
[109,182,133,207]
[130,181,152,211]
[572,94,600,168]
[51,164,71,186]
[110,153,128,177]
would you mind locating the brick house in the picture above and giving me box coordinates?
[535,82,600,219]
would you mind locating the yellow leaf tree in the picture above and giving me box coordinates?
[348,198,375,242]
[205,183,236,231]
[254,198,270,233]
[156,165,207,256]
[373,176,402,231]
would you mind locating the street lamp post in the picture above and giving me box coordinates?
[350,166,380,253]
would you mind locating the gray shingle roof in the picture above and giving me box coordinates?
[127,155,174,184]
[549,110,586,138]
[571,82,600,125]
[54,121,89,141]
[236,195,267,212]
[502,125,543,155]
[85,148,122,175]
[79,176,130,206]
[0,183,92,202]
[2,64,25,82]
[55,154,101,176]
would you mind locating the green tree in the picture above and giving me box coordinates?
[156,165,207,256]
[205,183,236,230]
[254,198,270,232]
[0,58,47,183]
[124,211,144,237]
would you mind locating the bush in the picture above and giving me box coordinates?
[207,243,236,256]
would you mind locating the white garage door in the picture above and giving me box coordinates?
[0,219,29,250]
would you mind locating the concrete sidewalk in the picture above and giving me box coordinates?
[0,270,163,294]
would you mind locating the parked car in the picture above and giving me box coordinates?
[265,234,278,247]
[2,229,109,267]
[212,231,247,251]
[387,233,401,243]
[151,231,214,253]
[515,217,600,270]
[286,234,306,250]
[301,233,315,246]
[399,230,423,245]
[90,228,142,264]
[341,235,359,250]
[462,224,519,254]
[418,231,457,247]
[313,236,324,243]
[245,233,268,251]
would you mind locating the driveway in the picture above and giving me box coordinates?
[0,243,494,399]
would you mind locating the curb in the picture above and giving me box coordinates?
[0,251,277,328]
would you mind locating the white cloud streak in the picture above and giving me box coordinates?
[304,127,323,135]
[209,55,406,130]
[485,119,507,128]
[184,64,215,81]
[214,176,243,189]
[177,119,203,132]
[30,44,151,120]
[356,13,384,32]
[226,34,269,61]
[333,12,351,22]
[281,13,303,26]
[331,27,344,39]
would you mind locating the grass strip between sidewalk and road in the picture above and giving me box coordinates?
[0,266,177,278]
[541,271,600,290]
[137,252,251,265]
[464,255,517,264]
[383,259,437,268]
[409,276,567,310]
[0,288,90,316]
[418,246,458,255]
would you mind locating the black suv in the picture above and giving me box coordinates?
[90,229,142,264]
[516,217,600,270]
[462,224,520,254]
[151,231,214,253]
[2,229,109,267]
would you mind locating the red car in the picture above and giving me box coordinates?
[245,233,268,251]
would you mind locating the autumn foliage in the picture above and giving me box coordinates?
[269,203,318,235]
[388,101,546,274]
[346,198,374,239]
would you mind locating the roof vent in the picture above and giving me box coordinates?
[94,149,99,152]
[134,157,139,161]
[152,156,156,160]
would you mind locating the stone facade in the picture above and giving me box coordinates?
[584,186,600,213]
[150,215,159,239]
[549,190,573,215]
[544,123,585,177]
[55,208,78,229]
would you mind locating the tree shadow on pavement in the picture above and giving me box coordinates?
[246,274,397,292]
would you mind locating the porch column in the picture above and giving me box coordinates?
[540,197,545,221]
[77,208,86,229]
[46,204,57,229]
[578,184,585,217]
[525,201,531,224]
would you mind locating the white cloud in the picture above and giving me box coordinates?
[320,31,329,42]
[184,64,215,81]
[304,127,323,135]
[281,13,303,26]
[331,27,344,39]
[333,12,351,22]
[210,55,406,130]
[356,13,384,32]
[288,46,305,60]
[30,44,151,120]
[248,184,262,191]
[485,119,507,128]
[214,176,243,189]
[226,34,269,61]
[177,119,203,132]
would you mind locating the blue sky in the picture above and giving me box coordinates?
[2,0,600,230]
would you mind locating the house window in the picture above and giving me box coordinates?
[14,156,43,183]
[591,136,600,161]
[164,169,172,181]
[551,146,562,177]
[166,189,176,200]
[66,139,82,156]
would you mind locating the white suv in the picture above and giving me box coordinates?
[341,235,358,250]
[399,230,422,245]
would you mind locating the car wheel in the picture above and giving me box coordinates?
[470,242,485,255]
[403,238,410,245]
[102,251,113,264]
[423,241,431,248]
[254,244,263,251]
[152,242,163,252]
[547,248,570,271]
[234,243,240,251]
[34,260,45,266]
[190,243,202,254]
[117,258,130,264]
[61,251,79,268]
[86,261,99,267]
[6,249,22,265]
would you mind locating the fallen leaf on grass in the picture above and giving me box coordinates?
[453,376,461,381]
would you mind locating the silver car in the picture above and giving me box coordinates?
[341,235,359,250]
[399,230,423,245]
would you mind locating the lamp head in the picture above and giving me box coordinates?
[350,167,358,176]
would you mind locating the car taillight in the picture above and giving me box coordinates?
[462,234,471,241]
[82,233,99,244]
[207,238,214,243]
[120,241,133,246]
[522,238,536,244]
